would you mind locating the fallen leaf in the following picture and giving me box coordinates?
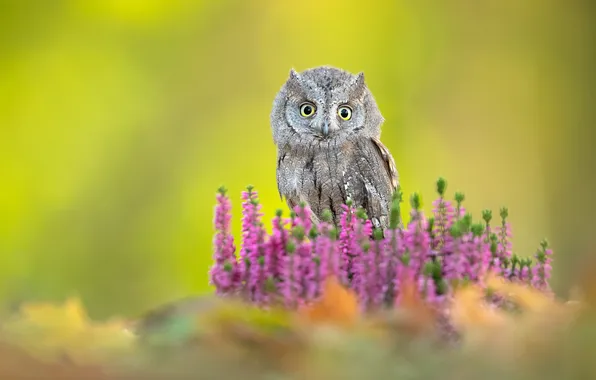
[451,284,507,331]
[298,276,359,327]
[395,278,437,334]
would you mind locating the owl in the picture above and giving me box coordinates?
[271,66,399,230]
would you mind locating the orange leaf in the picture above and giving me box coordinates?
[394,278,436,334]
[299,276,359,326]
[451,284,507,330]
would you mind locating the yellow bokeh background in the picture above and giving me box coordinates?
[1,0,594,318]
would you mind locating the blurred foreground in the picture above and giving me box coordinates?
[0,269,594,380]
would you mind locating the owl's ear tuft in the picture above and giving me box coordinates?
[350,72,366,98]
[355,72,365,85]
[286,68,304,95]
[289,68,303,83]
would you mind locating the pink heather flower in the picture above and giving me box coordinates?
[270,210,290,283]
[503,255,532,284]
[210,188,241,295]
[403,213,432,281]
[350,211,373,306]
[368,234,387,309]
[338,203,357,285]
[353,240,375,311]
[443,234,468,285]
[496,208,512,262]
[239,186,268,302]
[404,193,433,300]
[297,235,317,303]
[520,265,530,283]
[497,223,512,255]
[531,240,553,291]
[289,203,318,302]
[470,235,491,283]
[432,197,455,250]
[210,182,554,313]
[313,219,340,299]
[384,228,405,306]
[293,203,313,234]
[249,226,270,305]
[279,240,302,308]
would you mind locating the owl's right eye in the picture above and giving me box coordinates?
[299,103,316,117]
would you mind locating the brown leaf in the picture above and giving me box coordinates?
[390,278,437,335]
[299,276,359,327]
[451,284,507,331]
[364,278,439,345]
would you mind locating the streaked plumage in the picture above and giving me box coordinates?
[271,66,398,229]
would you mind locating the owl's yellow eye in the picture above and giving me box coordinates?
[300,102,316,117]
[338,105,352,120]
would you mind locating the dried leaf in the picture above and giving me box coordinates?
[396,278,437,333]
[299,276,359,327]
[451,284,507,330]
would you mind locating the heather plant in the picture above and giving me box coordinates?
[209,178,554,312]
[3,179,596,380]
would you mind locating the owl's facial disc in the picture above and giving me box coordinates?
[282,68,372,139]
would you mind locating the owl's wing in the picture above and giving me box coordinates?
[370,137,399,192]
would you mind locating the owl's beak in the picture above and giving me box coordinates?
[322,121,329,136]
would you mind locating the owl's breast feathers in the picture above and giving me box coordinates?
[276,137,398,229]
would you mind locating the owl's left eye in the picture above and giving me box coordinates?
[338,105,352,120]
[300,102,316,117]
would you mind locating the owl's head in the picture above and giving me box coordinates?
[271,66,384,146]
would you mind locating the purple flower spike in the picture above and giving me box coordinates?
[532,240,553,291]
[497,207,513,262]
[210,187,241,295]
[403,216,432,281]
[239,186,268,302]
[432,197,455,250]
[297,235,317,303]
[293,202,313,234]
[383,228,405,306]
[368,231,387,309]
[249,226,270,305]
[466,224,491,285]
[338,202,358,285]
[443,234,468,286]
[350,210,373,302]
[210,181,554,313]
[279,240,302,309]
[404,193,432,288]
[353,240,372,310]
[313,213,340,299]
[270,209,289,284]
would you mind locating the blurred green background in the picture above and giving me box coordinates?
[0,0,594,319]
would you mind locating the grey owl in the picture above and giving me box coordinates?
[271,66,399,230]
